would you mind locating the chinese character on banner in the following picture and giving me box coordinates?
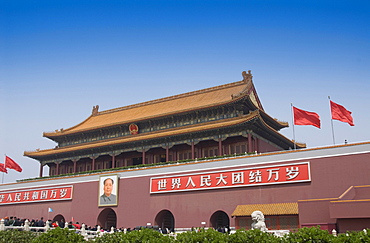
[150,162,310,193]
[200,175,212,187]
[232,172,244,184]
[157,179,167,190]
[171,178,181,189]
[267,169,280,181]
[216,174,228,186]
[185,177,196,188]
[286,167,300,180]
[249,170,262,183]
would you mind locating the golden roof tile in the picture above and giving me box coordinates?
[231,202,298,216]
[26,114,259,157]
[44,77,256,137]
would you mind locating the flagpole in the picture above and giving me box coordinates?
[328,96,335,145]
[2,154,6,184]
[291,103,297,150]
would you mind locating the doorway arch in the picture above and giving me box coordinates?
[97,208,117,230]
[155,210,175,232]
[210,210,229,229]
[52,214,66,226]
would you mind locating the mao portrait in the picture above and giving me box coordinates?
[99,175,118,206]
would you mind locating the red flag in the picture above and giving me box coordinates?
[0,163,7,173]
[5,156,22,172]
[330,100,354,126]
[293,106,321,128]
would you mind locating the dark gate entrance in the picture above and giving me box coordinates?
[97,208,117,230]
[52,214,66,227]
[210,210,229,229]
[155,210,175,232]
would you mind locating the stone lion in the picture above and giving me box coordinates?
[251,210,268,232]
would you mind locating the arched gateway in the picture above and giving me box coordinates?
[52,214,65,225]
[210,210,229,229]
[97,208,117,230]
[155,210,175,232]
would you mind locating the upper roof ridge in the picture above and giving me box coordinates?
[96,79,247,116]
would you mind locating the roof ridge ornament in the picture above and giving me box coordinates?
[231,70,253,99]
[242,70,252,83]
[92,105,99,116]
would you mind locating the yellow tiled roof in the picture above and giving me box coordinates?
[44,78,256,137]
[26,113,261,157]
[231,202,298,216]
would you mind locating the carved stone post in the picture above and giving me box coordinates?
[0,218,5,231]
[24,219,30,231]
[45,220,50,232]
[81,223,87,238]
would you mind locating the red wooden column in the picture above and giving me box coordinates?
[191,142,195,160]
[218,138,222,156]
[73,159,77,173]
[142,150,146,164]
[39,163,43,177]
[248,132,253,153]
[56,162,60,175]
[111,154,116,169]
[91,157,96,170]
[166,146,169,162]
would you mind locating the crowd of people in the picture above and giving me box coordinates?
[1,215,98,232]
[3,216,45,228]
[2,215,231,235]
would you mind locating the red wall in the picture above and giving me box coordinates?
[2,146,370,230]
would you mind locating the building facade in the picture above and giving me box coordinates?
[2,142,370,233]
[1,71,369,233]
[24,70,303,178]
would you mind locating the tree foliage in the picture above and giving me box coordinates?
[94,228,174,243]
[0,229,37,243]
[282,226,336,243]
[32,227,85,243]
[175,228,228,243]
[229,229,281,243]
[1,226,370,242]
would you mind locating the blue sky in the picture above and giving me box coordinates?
[1,0,369,183]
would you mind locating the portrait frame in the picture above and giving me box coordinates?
[98,174,119,207]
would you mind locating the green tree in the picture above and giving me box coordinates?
[32,227,85,243]
[94,228,174,243]
[175,228,228,243]
[282,226,336,243]
[228,229,281,243]
[334,229,370,243]
[0,229,37,243]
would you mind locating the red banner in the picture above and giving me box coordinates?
[293,106,321,128]
[330,100,354,126]
[150,162,310,193]
[0,186,73,205]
